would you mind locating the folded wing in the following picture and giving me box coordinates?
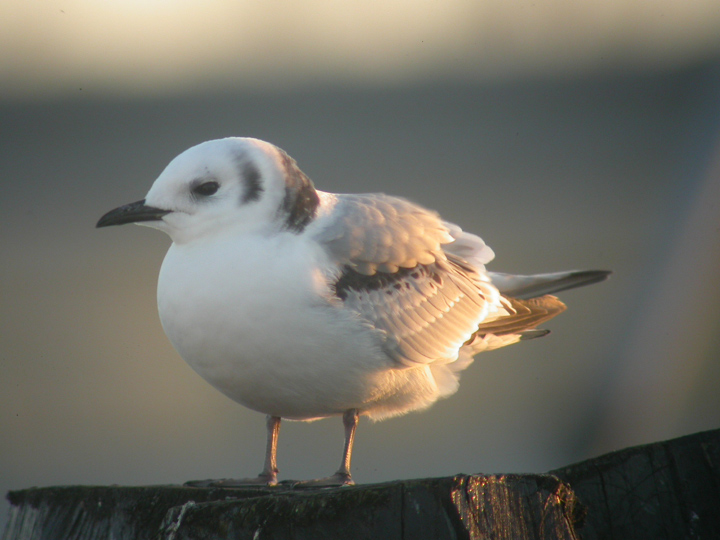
[313,194,610,368]
[315,194,501,366]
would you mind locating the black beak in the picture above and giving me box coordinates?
[96,199,171,228]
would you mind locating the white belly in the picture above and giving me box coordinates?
[156,233,394,419]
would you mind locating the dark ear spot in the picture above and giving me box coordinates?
[241,162,264,203]
[278,150,319,233]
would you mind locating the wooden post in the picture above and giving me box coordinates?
[3,428,719,540]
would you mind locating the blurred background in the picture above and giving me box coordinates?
[2,0,720,531]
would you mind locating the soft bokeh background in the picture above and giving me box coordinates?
[3,0,720,531]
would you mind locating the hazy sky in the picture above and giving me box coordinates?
[2,0,720,99]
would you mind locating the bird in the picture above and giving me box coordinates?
[97,137,610,487]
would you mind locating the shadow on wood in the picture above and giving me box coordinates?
[3,428,719,540]
[551,428,720,540]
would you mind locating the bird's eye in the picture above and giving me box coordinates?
[192,181,220,197]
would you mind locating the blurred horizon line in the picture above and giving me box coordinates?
[2,55,719,105]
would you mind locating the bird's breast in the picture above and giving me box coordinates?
[155,233,387,418]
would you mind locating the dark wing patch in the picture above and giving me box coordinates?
[334,255,495,366]
[334,264,443,300]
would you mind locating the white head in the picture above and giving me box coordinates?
[97,137,320,244]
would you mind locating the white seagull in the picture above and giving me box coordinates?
[97,137,609,487]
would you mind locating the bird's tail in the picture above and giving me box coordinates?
[488,269,611,300]
[462,269,610,354]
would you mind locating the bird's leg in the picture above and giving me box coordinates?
[257,415,281,484]
[293,408,359,488]
[335,408,359,482]
[184,415,281,487]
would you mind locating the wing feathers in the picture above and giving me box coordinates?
[315,194,453,275]
[315,192,598,369]
[472,295,567,338]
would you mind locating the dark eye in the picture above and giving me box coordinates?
[192,181,219,197]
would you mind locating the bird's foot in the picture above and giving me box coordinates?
[290,472,354,489]
[184,472,278,488]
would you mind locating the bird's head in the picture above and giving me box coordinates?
[96,137,319,244]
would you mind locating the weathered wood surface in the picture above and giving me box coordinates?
[552,428,720,540]
[2,475,579,540]
[3,428,719,540]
